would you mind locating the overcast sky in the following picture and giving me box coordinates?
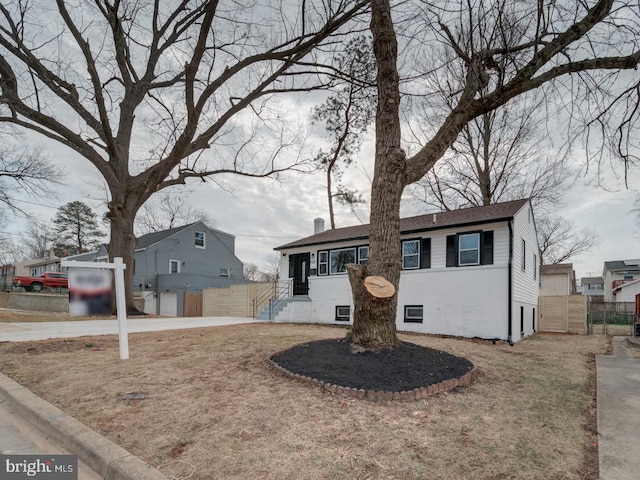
[5,125,637,285]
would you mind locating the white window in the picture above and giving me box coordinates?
[402,240,420,269]
[335,306,350,322]
[404,305,423,323]
[358,246,369,265]
[195,231,206,249]
[220,267,230,277]
[459,233,480,266]
[318,251,328,275]
[521,239,526,271]
[330,248,356,274]
[169,259,181,274]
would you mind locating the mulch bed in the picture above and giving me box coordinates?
[271,338,473,392]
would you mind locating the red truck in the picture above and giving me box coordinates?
[12,272,68,292]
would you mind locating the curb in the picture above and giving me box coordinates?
[0,372,168,480]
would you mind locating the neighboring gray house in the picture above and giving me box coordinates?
[65,222,245,316]
[132,221,245,315]
[580,276,604,300]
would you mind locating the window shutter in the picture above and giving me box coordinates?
[420,238,431,269]
[446,235,457,267]
[481,231,494,265]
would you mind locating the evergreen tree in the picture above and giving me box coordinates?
[53,201,104,256]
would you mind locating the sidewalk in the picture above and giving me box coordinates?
[597,337,640,480]
[0,316,257,342]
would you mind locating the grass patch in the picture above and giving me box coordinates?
[0,324,606,480]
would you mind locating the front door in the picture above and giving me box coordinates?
[290,253,310,296]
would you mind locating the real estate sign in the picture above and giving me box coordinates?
[68,268,112,316]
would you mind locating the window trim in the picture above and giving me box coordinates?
[169,259,181,274]
[358,246,369,265]
[404,305,424,323]
[402,239,420,270]
[220,267,230,278]
[458,233,480,266]
[318,251,328,276]
[521,239,526,271]
[194,231,206,249]
[533,253,537,280]
[329,247,357,275]
[335,305,350,322]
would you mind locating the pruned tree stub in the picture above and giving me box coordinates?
[364,276,395,299]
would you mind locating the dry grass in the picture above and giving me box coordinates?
[0,324,606,480]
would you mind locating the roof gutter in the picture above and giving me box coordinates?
[507,220,514,346]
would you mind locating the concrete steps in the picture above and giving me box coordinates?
[254,296,311,321]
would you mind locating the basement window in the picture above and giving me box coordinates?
[404,305,423,323]
[335,306,350,322]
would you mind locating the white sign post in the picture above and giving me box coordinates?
[61,257,129,360]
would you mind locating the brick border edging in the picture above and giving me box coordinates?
[265,350,482,402]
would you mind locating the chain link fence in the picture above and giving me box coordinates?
[587,302,638,336]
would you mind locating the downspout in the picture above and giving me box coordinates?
[507,220,514,346]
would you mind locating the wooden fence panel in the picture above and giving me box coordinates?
[203,283,271,317]
[539,296,567,332]
[184,292,203,317]
[538,295,586,334]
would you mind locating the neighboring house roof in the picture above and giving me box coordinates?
[540,264,573,275]
[24,258,61,268]
[136,223,199,250]
[276,198,530,250]
[135,221,229,250]
[604,260,640,272]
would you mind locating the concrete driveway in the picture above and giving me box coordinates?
[597,337,640,480]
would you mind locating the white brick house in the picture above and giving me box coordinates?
[274,199,540,344]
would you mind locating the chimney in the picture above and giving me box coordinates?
[314,218,325,234]
[432,213,437,224]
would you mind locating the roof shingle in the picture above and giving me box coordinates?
[276,198,529,250]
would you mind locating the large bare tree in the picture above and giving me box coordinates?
[0,0,368,310]
[347,0,640,349]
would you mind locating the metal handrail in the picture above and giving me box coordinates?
[252,279,292,319]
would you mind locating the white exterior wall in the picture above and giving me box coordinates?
[279,218,535,341]
[604,270,640,302]
[511,204,540,339]
[616,281,640,302]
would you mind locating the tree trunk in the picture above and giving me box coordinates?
[107,197,139,314]
[347,0,404,350]
[327,168,336,230]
